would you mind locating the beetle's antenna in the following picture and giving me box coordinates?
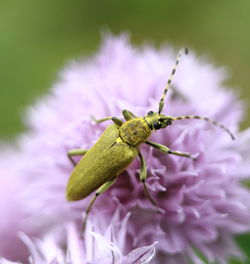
[158,48,188,114]
[172,115,235,140]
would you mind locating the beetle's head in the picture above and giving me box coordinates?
[144,111,174,130]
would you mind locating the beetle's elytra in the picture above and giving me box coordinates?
[65,48,235,228]
[66,123,138,201]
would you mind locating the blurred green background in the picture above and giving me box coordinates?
[0,0,250,263]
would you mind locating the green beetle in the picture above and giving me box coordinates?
[66,48,234,228]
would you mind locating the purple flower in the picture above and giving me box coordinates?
[0,210,156,264]
[0,150,30,261]
[1,34,250,263]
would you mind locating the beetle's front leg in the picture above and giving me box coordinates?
[67,149,88,166]
[122,109,137,121]
[138,151,157,206]
[92,116,123,127]
[82,177,117,233]
[146,141,197,159]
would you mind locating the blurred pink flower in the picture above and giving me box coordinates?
[1,34,250,263]
[0,150,30,261]
[0,210,156,264]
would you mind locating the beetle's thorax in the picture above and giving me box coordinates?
[119,117,151,147]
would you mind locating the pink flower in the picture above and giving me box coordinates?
[0,150,29,261]
[0,210,156,264]
[1,34,250,263]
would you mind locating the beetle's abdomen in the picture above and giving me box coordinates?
[66,124,138,201]
[119,118,151,146]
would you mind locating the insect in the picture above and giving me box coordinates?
[65,48,235,229]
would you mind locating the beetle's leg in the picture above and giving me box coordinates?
[146,140,197,159]
[82,177,117,233]
[138,151,157,206]
[92,116,123,127]
[111,117,123,126]
[92,116,112,123]
[67,149,88,166]
[122,109,137,121]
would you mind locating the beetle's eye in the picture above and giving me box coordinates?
[153,121,161,130]
[147,111,154,116]
[166,119,172,125]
